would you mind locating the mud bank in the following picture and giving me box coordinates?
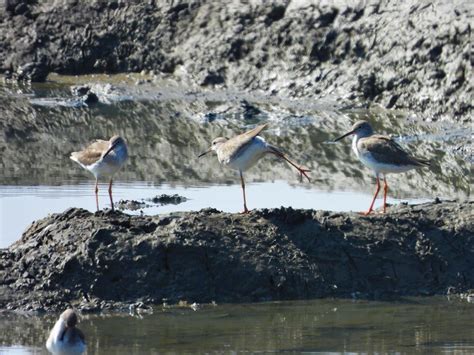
[1,1,472,122]
[0,201,472,312]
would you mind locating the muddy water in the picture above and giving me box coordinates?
[0,75,471,248]
[1,298,474,354]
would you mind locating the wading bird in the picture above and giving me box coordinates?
[334,120,430,215]
[46,309,86,354]
[70,135,128,211]
[198,124,310,213]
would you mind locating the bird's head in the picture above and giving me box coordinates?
[198,137,228,158]
[334,120,374,142]
[60,309,78,328]
[103,135,127,158]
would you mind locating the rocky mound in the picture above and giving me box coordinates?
[1,1,472,121]
[0,201,472,312]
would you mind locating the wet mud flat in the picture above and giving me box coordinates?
[1,1,472,122]
[0,201,472,312]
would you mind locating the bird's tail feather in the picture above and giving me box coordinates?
[70,152,79,162]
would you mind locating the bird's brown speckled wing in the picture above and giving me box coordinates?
[70,139,109,166]
[359,135,429,167]
[225,124,269,160]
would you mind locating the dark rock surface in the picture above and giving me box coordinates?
[0,1,472,121]
[115,194,188,212]
[115,199,148,212]
[0,201,472,312]
[70,85,99,105]
[149,194,188,205]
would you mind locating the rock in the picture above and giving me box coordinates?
[5,0,33,16]
[71,85,91,97]
[240,100,261,120]
[69,83,132,104]
[200,70,225,86]
[0,201,472,312]
[149,194,188,205]
[14,62,49,82]
[115,199,148,211]
[70,85,99,105]
[115,194,188,211]
[264,5,286,26]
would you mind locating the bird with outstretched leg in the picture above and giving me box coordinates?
[46,309,86,354]
[70,135,128,211]
[334,120,430,215]
[199,124,310,213]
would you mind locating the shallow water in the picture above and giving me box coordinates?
[0,180,432,248]
[0,75,470,249]
[1,298,474,354]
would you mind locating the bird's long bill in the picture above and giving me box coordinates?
[103,140,119,158]
[198,148,212,158]
[334,130,355,142]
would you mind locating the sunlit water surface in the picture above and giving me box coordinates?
[1,298,474,354]
[0,180,432,248]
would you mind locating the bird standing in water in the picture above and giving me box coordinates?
[199,124,310,213]
[334,120,430,215]
[46,309,86,354]
[70,135,128,211]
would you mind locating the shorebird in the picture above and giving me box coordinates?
[334,120,430,215]
[46,309,86,354]
[198,124,310,213]
[70,135,128,211]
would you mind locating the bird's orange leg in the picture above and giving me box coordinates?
[363,176,381,215]
[108,178,114,211]
[383,177,388,213]
[95,178,99,212]
[240,171,249,214]
[271,152,311,182]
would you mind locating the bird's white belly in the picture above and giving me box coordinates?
[358,151,415,174]
[220,137,267,172]
[75,145,128,179]
[88,159,122,178]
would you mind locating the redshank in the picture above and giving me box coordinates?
[199,124,310,213]
[334,120,430,215]
[70,135,128,211]
[46,309,86,354]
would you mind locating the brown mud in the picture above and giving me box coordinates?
[1,1,472,122]
[0,201,472,312]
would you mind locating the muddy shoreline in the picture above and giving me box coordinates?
[0,201,472,312]
[1,1,472,122]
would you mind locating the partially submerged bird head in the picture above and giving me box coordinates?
[60,309,78,328]
[334,120,374,142]
[103,135,127,158]
[198,137,228,157]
